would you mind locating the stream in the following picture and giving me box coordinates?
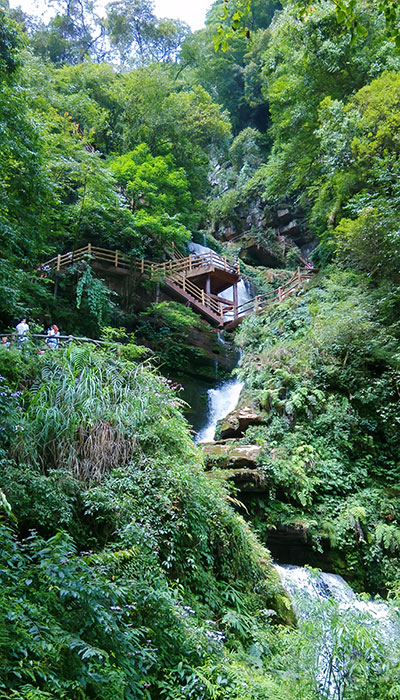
[195,376,243,443]
[185,241,400,696]
[187,242,252,443]
[274,564,400,698]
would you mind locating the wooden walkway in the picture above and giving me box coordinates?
[40,244,315,327]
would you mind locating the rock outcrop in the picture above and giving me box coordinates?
[217,404,265,439]
[202,440,261,468]
[202,440,268,492]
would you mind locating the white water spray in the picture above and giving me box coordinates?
[187,241,213,255]
[186,241,245,442]
[274,564,400,697]
[195,377,243,443]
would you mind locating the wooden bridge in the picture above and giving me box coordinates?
[40,244,315,328]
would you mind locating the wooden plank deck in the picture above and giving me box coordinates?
[40,244,316,328]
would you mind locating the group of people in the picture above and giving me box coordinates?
[1,319,60,350]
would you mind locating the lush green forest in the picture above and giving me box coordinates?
[2,0,400,697]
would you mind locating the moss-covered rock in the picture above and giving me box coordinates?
[202,440,262,468]
[217,404,265,439]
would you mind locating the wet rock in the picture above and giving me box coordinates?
[280,220,300,237]
[218,404,265,439]
[208,467,268,493]
[202,441,261,468]
[240,239,284,268]
[277,208,291,224]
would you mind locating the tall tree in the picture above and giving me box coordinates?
[106,0,190,64]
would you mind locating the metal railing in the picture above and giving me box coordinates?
[0,333,114,349]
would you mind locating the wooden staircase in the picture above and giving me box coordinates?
[40,244,315,327]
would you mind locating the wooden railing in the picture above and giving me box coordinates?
[40,245,240,278]
[227,268,315,324]
[40,245,315,327]
[41,245,132,272]
[166,273,225,320]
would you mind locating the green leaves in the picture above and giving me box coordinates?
[109,145,192,254]
[213,0,252,52]
[74,261,116,326]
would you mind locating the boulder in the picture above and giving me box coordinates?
[277,208,291,224]
[202,441,261,469]
[218,404,265,439]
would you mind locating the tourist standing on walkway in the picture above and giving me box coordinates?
[46,324,60,349]
[16,318,29,348]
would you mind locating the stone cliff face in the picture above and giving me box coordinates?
[208,182,316,269]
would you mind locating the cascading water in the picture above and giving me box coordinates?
[274,564,396,624]
[219,277,253,321]
[274,564,400,698]
[195,376,243,443]
[187,241,213,255]
[186,241,245,443]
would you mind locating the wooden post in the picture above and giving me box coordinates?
[278,287,283,302]
[56,254,61,271]
[297,266,302,284]
[220,303,224,320]
[201,290,205,306]
[233,282,238,320]
[182,277,186,292]
[189,255,192,271]
[115,250,119,267]
[151,263,154,277]
[88,243,92,257]
[141,258,144,274]
[255,296,259,312]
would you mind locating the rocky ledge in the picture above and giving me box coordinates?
[217,404,265,439]
[201,440,261,468]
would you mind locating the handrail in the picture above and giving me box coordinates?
[166,274,224,318]
[39,245,315,327]
[0,333,120,347]
[40,245,240,277]
[226,268,315,323]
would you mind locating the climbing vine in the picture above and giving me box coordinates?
[74,262,116,327]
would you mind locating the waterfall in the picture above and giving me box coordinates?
[195,377,243,443]
[220,278,253,306]
[187,241,213,255]
[219,278,253,321]
[186,240,245,442]
[274,564,395,622]
[275,564,400,697]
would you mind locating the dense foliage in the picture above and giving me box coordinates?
[2,0,400,695]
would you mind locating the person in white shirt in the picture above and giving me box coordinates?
[16,318,29,348]
[46,324,60,349]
